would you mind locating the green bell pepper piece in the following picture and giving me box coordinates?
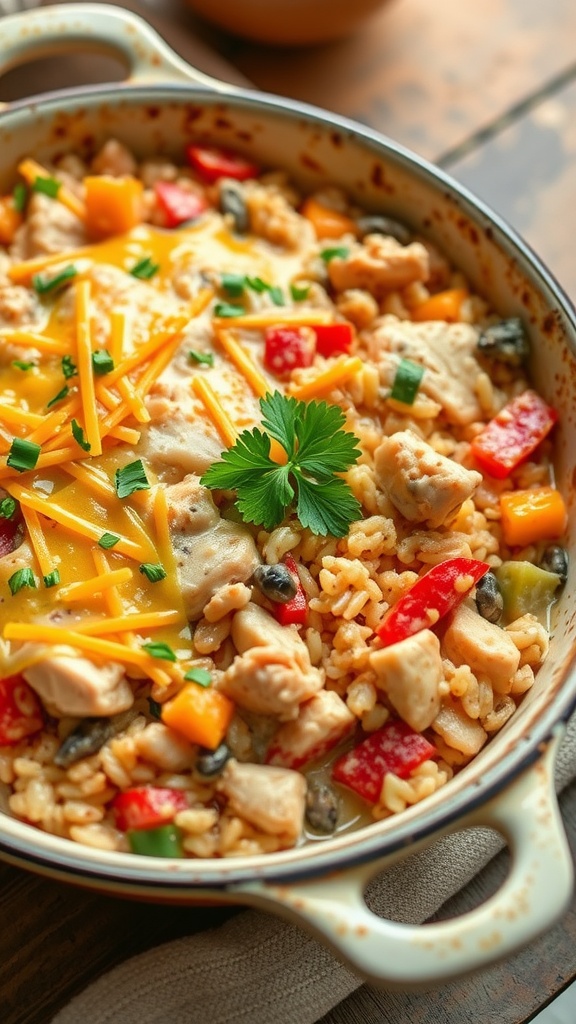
[495,560,561,623]
[127,823,184,858]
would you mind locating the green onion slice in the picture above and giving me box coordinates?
[268,286,284,306]
[0,496,17,520]
[213,302,245,318]
[8,568,36,595]
[320,246,349,262]
[98,533,120,549]
[33,264,77,295]
[245,276,268,293]
[139,562,167,583]
[184,667,212,688]
[43,569,61,588]
[221,272,246,297]
[11,360,35,371]
[188,350,214,367]
[12,182,27,213]
[92,350,114,375]
[290,282,311,301]
[142,641,176,662]
[7,437,41,473]
[32,176,60,198]
[129,256,159,280]
[390,358,425,405]
[115,459,150,499]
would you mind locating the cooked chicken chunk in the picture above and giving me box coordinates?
[0,283,41,330]
[91,138,138,177]
[442,602,521,692]
[266,690,355,769]
[367,316,485,425]
[370,629,442,732]
[220,604,324,720]
[328,235,429,297]
[218,759,306,842]
[139,411,224,481]
[166,476,260,621]
[220,646,323,721]
[18,192,87,258]
[374,430,482,528]
[432,696,488,756]
[231,601,301,653]
[246,183,314,250]
[23,655,133,717]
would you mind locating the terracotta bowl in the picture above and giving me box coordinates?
[184,0,391,46]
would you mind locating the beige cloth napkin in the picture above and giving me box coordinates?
[50,712,576,1024]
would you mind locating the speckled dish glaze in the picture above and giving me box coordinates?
[0,3,575,988]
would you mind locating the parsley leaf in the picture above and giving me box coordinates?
[8,568,36,595]
[71,419,91,452]
[201,392,361,537]
[115,459,150,499]
[62,355,78,379]
[47,385,69,409]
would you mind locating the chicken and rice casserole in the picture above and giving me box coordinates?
[0,139,567,858]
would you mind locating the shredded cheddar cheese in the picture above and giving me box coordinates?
[75,280,102,456]
[289,355,364,400]
[57,568,134,603]
[216,328,269,399]
[17,158,87,222]
[20,507,54,579]
[191,376,238,447]
[5,481,149,561]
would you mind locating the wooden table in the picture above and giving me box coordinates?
[1,1,576,1021]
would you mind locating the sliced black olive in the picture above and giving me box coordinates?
[54,717,114,768]
[355,214,412,246]
[475,571,504,624]
[253,563,297,604]
[195,742,232,778]
[476,318,530,366]
[539,545,569,583]
[220,182,249,234]
[305,782,339,834]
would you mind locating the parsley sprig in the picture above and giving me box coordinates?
[200,392,362,537]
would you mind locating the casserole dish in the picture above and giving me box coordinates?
[0,2,575,988]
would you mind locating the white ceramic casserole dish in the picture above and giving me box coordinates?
[0,3,575,988]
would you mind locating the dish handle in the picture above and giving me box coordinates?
[234,728,574,986]
[0,2,229,92]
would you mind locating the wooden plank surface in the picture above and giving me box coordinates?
[447,81,576,301]
[220,0,576,161]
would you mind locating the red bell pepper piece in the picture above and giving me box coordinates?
[186,144,260,184]
[470,389,558,479]
[264,325,315,378]
[112,786,189,832]
[376,556,490,646]
[272,554,308,626]
[332,720,437,803]
[313,323,354,358]
[154,180,208,227]
[0,675,44,746]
